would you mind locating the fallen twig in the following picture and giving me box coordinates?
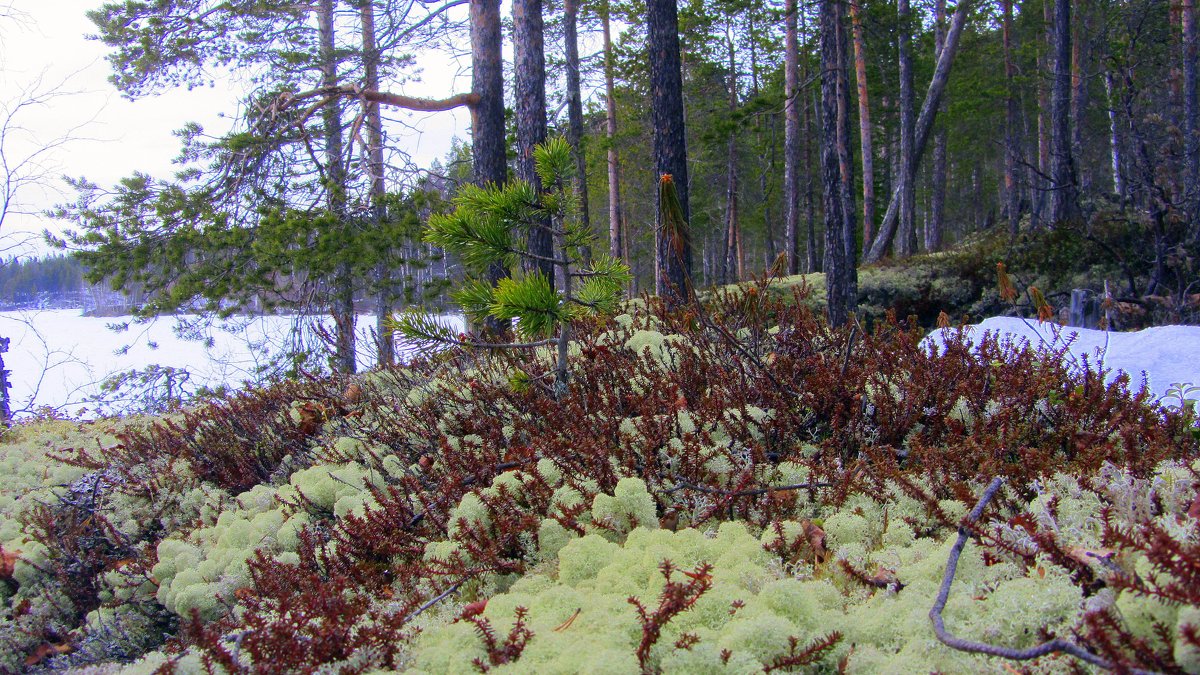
[929,477,1153,673]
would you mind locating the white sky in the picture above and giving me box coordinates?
[0,0,474,257]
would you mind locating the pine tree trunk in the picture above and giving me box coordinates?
[1071,0,1090,193]
[849,0,875,255]
[319,0,356,374]
[895,0,916,258]
[601,3,624,263]
[864,0,973,263]
[836,1,858,283]
[783,0,801,274]
[821,0,854,327]
[1050,0,1080,225]
[361,1,393,367]
[1035,0,1052,229]
[926,0,948,252]
[470,0,508,336]
[722,20,740,284]
[1104,67,1126,201]
[513,0,552,278]
[648,0,692,303]
[1002,0,1023,235]
[1183,0,1199,237]
[563,0,590,251]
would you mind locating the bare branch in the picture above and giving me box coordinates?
[930,477,1153,673]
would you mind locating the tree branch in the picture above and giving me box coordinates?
[930,477,1150,673]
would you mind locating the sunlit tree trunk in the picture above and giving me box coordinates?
[601,2,624,264]
[849,0,875,255]
[783,0,801,274]
[722,19,741,283]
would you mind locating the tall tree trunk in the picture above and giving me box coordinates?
[601,2,624,263]
[1183,0,1199,238]
[513,0,552,278]
[1104,67,1126,201]
[1035,0,1052,228]
[849,0,875,255]
[821,0,855,327]
[836,0,858,280]
[1071,0,1090,193]
[864,0,973,263]
[470,0,508,336]
[361,1,393,367]
[1050,0,1079,224]
[648,0,692,303]
[563,0,590,250]
[1002,0,1022,235]
[806,86,820,273]
[722,19,740,284]
[783,0,802,274]
[319,0,355,374]
[895,0,917,258]
[927,0,948,251]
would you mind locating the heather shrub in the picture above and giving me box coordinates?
[1,284,1197,672]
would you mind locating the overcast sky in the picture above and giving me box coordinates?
[0,0,473,258]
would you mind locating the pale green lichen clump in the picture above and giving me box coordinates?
[408,476,1109,674]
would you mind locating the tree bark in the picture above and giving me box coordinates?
[1050,0,1080,225]
[836,0,858,280]
[1183,0,1199,237]
[1035,0,1052,228]
[864,0,973,263]
[821,0,855,327]
[1071,0,1090,193]
[849,0,875,255]
[722,19,740,284]
[513,0,552,278]
[895,0,917,258]
[470,0,508,336]
[648,0,692,303]
[563,0,590,249]
[1104,67,1126,201]
[783,0,801,274]
[361,1,393,367]
[319,0,356,374]
[926,0,947,252]
[601,2,624,263]
[1001,0,1022,236]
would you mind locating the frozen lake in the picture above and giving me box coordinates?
[0,310,464,418]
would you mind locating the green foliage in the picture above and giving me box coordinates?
[396,137,629,355]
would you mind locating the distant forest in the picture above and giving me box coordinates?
[0,255,88,309]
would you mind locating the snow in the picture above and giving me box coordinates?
[924,317,1200,411]
[0,310,464,418]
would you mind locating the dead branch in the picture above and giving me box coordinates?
[929,476,1153,673]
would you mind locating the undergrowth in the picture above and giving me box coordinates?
[0,283,1196,672]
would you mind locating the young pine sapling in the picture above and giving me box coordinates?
[394,137,630,394]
